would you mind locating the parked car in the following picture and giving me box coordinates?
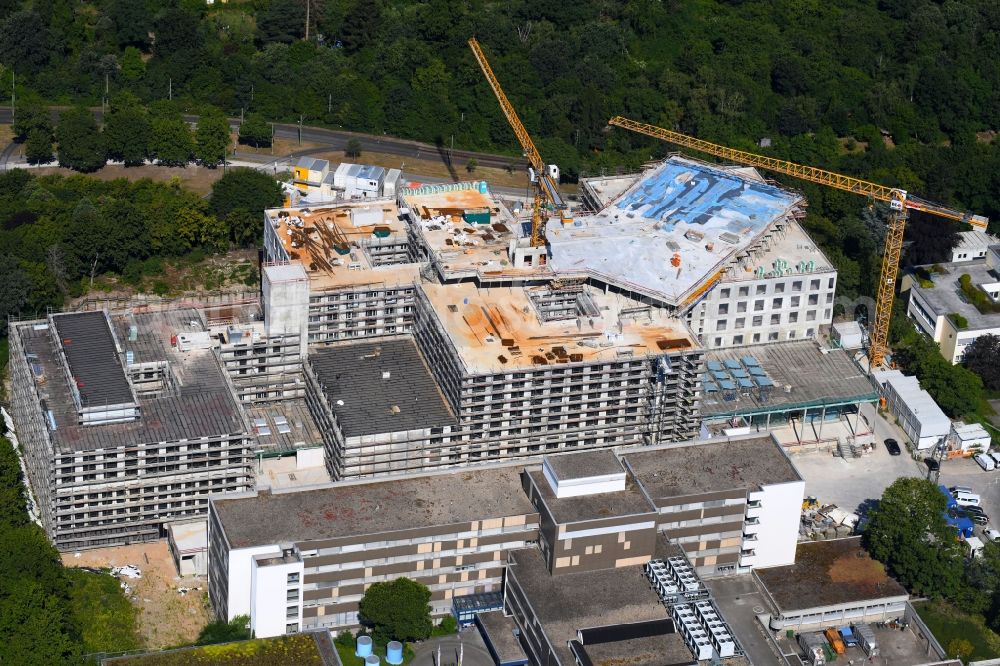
[984,528,1000,543]
[955,491,983,507]
[968,512,990,525]
[975,452,996,471]
[966,505,988,516]
[990,451,1000,467]
[925,458,940,472]
[951,486,975,495]
[885,439,901,456]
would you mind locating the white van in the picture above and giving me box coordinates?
[975,453,996,471]
[954,491,982,507]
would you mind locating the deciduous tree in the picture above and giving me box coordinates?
[104,106,151,166]
[55,108,106,173]
[238,113,271,148]
[864,477,965,599]
[195,107,232,168]
[210,168,283,219]
[962,334,1000,391]
[151,116,193,167]
[24,129,53,165]
[358,577,432,643]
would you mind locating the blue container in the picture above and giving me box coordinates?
[365,656,380,666]
[356,636,373,658]
[386,641,404,665]
[479,181,488,194]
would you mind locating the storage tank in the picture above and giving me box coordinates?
[386,641,404,665]
[356,635,373,657]
[365,656,380,666]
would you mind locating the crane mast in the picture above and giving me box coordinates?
[469,38,570,247]
[608,116,988,369]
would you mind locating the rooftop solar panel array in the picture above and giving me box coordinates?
[701,353,773,399]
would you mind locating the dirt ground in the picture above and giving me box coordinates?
[304,148,539,191]
[34,163,226,196]
[62,540,210,649]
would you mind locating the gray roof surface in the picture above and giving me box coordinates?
[911,259,1000,329]
[623,436,801,499]
[575,634,695,666]
[528,469,655,524]
[755,537,908,612]
[310,338,456,437]
[700,341,878,417]
[507,548,671,666]
[476,612,528,666]
[18,309,247,453]
[213,464,535,548]
[50,312,135,409]
[544,449,624,482]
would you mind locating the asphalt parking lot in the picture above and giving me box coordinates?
[789,442,924,516]
[937,455,1000,535]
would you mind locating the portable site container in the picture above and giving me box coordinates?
[854,624,879,657]
[798,632,827,666]
[463,207,491,225]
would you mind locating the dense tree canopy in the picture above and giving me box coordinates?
[358,577,432,643]
[864,477,965,599]
[210,168,284,219]
[0,169,273,317]
[55,107,105,173]
[962,334,1000,391]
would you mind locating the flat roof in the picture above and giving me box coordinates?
[623,435,801,499]
[402,184,540,281]
[19,309,247,453]
[574,634,696,666]
[309,338,456,438]
[546,156,802,307]
[700,341,878,418]
[476,612,529,666]
[50,311,135,409]
[544,449,624,482]
[580,172,643,209]
[911,259,1000,329]
[507,548,678,666]
[248,399,324,455]
[527,469,654,524]
[722,220,834,285]
[266,202,421,290]
[755,537,908,613]
[213,463,536,548]
[419,282,698,374]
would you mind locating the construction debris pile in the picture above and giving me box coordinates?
[800,498,858,541]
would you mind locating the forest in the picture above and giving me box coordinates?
[0,0,999,300]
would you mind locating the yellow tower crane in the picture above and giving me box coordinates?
[608,115,989,369]
[468,38,571,247]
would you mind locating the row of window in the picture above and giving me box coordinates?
[712,328,816,347]
[716,292,832,316]
[716,308,829,331]
[718,277,833,299]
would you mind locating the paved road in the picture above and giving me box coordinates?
[0,106,528,171]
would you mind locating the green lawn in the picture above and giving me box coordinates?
[65,568,141,655]
[914,600,1000,662]
[335,640,415,666]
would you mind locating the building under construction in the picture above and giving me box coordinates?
[255,155,824,481]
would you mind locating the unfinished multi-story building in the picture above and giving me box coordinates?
[8,309,255,551]
[577,159,834,349]
[262,199,421,346]
[248,156,828,480]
